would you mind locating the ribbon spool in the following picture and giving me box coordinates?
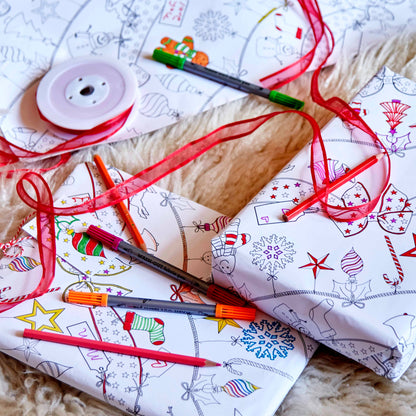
[36,55,138,131]
[0,56,139,169]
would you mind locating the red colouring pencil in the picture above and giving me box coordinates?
[93,154,147,251]
[23,329,220,367]
[283,153,385,221]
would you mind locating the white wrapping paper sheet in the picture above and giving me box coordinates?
[0,0,415,158]
[0,162,318,416]
[212,66,416,381]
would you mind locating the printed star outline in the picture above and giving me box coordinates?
[16,299,64,332]
[204,317,241,333]
[299,252,334,279]
[401,233,416,257]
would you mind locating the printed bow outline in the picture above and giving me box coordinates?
[359,66,416,97]
[333,183,413,237]
[332,280,372,309]
[160,191,194,210]
[376,131,411,158]
[181,374,219,405]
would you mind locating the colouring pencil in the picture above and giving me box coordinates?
[152,48,304,110]
[283,152,386,221]
[86,225,247,307]
[93,154,147,251]
[65,290,256,320]
[23,329,220,367]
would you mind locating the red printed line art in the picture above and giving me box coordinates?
[254,4,300,65]
[400,233,416,258]
[383,235,404,293]
[160,0,187,27]
[333,248,371,309]
[376,99,411,156]
[299,252,334,293]
[333,183,413,237]
[0,286,60,305]
[212,219,251,276]
[192,215,232,233]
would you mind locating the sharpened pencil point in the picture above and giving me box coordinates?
[204,359,221,367]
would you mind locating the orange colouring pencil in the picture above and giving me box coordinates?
[93,154,147,251]
[23,329,220,367]
[283,153,385,221]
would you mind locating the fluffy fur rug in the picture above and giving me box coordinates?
[1,33,416,416]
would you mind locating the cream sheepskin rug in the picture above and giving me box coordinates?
[1,33,416,415]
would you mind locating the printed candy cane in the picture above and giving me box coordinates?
[0,286,61,303]
[383,235,404,292]
[0,212,36,258]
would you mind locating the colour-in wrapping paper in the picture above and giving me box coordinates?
[212,66,416,381]
[0,162,318,416]
[1,0,415,159]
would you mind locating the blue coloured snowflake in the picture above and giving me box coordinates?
[249,234,295,280]
[241,319,296,360]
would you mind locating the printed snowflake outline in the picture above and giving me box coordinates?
[241,319,296,360]
[249,234,295,280]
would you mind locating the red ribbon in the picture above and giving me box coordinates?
[7,109,325,313]
[0,105,133,168]
[261,0,390,221]
[0,173,55,313]
[1,0,390,312]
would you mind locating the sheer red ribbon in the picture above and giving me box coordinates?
[0,0,390,311]
[3,110,321,312]
[261,0,390,221]
[0,105,133,168]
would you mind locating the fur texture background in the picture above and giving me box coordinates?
[1,33,416,415]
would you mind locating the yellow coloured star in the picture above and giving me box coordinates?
[205,317,241,333]
[16,299,64,332]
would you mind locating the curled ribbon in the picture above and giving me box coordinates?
[0,173,55,312]
[7,110,323,313]
[261,0,390,222]
[0,104,133,169]
[1,0,391,311]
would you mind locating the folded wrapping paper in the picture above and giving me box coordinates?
[212,66,416,381]
[1,0,416,159]
[0,162,318,416]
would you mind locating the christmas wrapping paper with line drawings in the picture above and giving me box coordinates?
[1,0,416,158]
[0,162,318,416]
[212,66,416,381]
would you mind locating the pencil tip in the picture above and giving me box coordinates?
[205,360,221,367]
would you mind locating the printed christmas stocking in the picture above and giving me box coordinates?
[123,311,165,345]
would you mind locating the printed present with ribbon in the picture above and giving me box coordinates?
[212,67,416,381]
